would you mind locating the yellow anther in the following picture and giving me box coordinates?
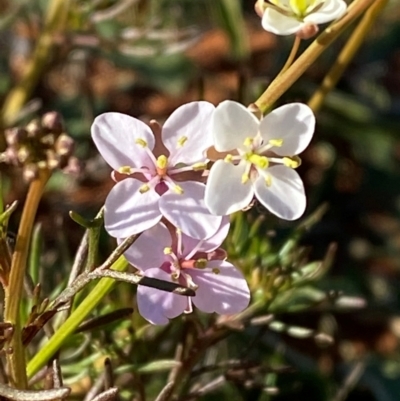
[177,136,188,147]
[248,154,269,169]
[241,173,249,184]
[243,137,254,147]
[135,138,147,147]
[269,139,284,147]
[283,156,301,168]
[118,165,133,174]
[265,175,272,187]
[171,272,179,281]
[139,184,150,193]
[156,155,168,169]
[224,154,233,163]
[212,268,220,274]
[164,247,173,255]
[192,162,207,171]
[195,259,208,269]
[174,185,184,195]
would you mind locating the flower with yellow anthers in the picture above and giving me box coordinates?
[205,101,315,219]
[121,219,249,325]
[91,102,222,240]
[258,0,347,36]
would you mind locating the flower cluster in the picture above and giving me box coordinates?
[92,100,315,324]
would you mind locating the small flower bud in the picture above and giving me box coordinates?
[41,111,64,135]
[40,134,55,147]
[296,23,319,40]
[62,156,82,175]
[17,146,30,163]
[5,127,27,146]
[55,134,75,157]
[46,149,60,169]
[25,119,42,139]
[23,164,39,183]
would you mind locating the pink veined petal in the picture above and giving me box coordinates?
[120,223,170,271]
[190,261,250,315]
[305,0,347,24]
[160,181,222,240]
[91,112,155,171]
[104,178,162,238]
[180,216,230,257]
[205,160,254,215]
[162,101,215,166]
[254,165,306,221]
[261,8,303,36]
[212,101,259,152]
[137,268,188,325]
[259,103,315,156]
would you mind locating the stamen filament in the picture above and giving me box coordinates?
[185,239,205,260]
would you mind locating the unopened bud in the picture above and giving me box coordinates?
[40,134,55,147]
[41,111,64,135]
[17,146,30,163]
[62,156,82,175]
[25,119,42,139]
[296,23,319,40]
[5,127,27,146]
[23,164,39,183]
[55,134,75,157]
[46,149,60,169]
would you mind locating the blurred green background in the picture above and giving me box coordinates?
[2,1,400,400]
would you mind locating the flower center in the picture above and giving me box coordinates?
[268,0,322,18]
[224,136,302,187]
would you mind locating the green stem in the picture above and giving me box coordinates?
[0,0,70,126]
[26,256,129,379]
[4,169,51,388]
[254,0,374,113]
[308,0,389,112]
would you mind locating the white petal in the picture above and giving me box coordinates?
[181,216,230,257]
[254,165,306,220]
[159,181,222,240]
[190,261,250,315]
[212,101,259,152]
[91,112,155,171]
[261,8,303,36]
[137,268,188,325]
[162,101,215,166]
[121,223,170,270]
[105,179,162,238]
[205,160,254,215]
[306,0,347,24]
[259,103,315,156]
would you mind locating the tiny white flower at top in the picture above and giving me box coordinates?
[204,100,315,220]
[259,0,347,36]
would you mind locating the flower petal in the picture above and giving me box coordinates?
[205,160,254,215]
[181,216,230,257]
[254,165,306,220]
[261,8,303,36]
[212,101,259,152]
[160,181,222,240]
[259,103,315,156]
[105,178,161,238]
[137,268,188,325]
[121,223,170,270]
[190,261,250,315]
[91,112,155,171]
[306,0,347,24]
[162,101,215,166]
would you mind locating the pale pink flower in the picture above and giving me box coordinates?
[91,102,222,239]
[260,0,347,36]
[205,101,315,219]
[122,220,250,325]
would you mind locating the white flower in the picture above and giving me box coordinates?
[204,101,315,220]
[261,0,347,36]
